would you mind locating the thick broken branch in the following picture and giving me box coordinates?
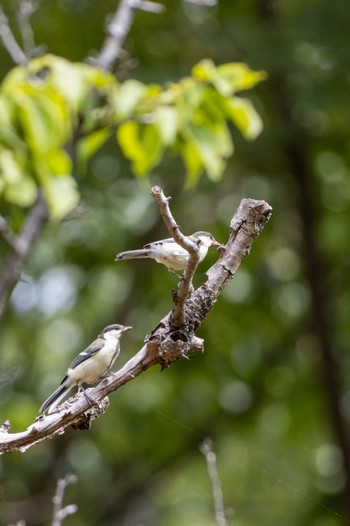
[0,196,271,454]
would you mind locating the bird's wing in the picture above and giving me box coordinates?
[144,237,178,249]
[69,340,104,369]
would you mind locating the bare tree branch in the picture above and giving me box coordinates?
[0,5,27,64]
[90,0,164,71]
[200,438,229,526]
[16,0,43,58]
[0,193,272,455]
[52,474,78,526]
[185,0,217,5]
[151,185,203,328]
[0,190,49,319]
[0,216,20,253]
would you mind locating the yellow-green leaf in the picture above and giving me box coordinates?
[155,106,178,146]
[226,96,263,139]
[192,59,266,95]
[117,121,163,176]
[0,150,36,206]
[113,80,147,119]
[41,174,79,219]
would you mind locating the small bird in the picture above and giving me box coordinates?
[115,231,220,275]
[39,324,132,415]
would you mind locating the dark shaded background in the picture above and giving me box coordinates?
[1,0,350,524]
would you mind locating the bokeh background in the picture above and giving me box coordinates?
[1,0,350,524]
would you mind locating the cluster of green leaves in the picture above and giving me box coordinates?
[0,54,265,219]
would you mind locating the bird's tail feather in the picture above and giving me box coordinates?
[116,250,150,261]
[39,380,73,415]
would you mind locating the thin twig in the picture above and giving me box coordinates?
[151,185,202,328]
[16,0,41,59]
[0,190,49,319]
[200,438,229,526]
[185,0,218,7]
[90,0,164,71]
[52,474,78,526]
[0,6,27,65]
[185,0,217,5]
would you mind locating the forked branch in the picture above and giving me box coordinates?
[151,185,204,327]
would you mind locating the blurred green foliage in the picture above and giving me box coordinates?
[1,0,350,525]
[0,54,264,218]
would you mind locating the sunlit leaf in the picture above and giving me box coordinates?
[217,62,267,92]
[11,86,70,153]
[182,122,233,181]
[117,121,163,176]
[177,138,204,186]
[226,96,263,139]
[113,80,147,119]
[3,54,118,114]
[0,150,36,206]
[0,95,26,151]
[192,59,266,95]
[155,106,178,146]
[77,129,111,172]
[40,174,79,219]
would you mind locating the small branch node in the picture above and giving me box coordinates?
[0,420,10,433]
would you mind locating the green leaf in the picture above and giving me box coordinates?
[0,95,26,151]
[177,138,204,186]
[226,96,263,139]
[40,174,79,219]
[77,128,111,172]
[216,62,267,92]
[44,149,71,176]
[192,59,266,95]
[182,122,233,182]
[117,121,163,176]
[0,149,37,207]
[2,54,118,114]
[155,106,178,146]
[113,80,147,119]
[8,83,70,155]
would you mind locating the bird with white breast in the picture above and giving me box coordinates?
[39,324,132,415]
[115,231,220,275]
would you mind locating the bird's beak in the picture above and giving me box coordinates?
[213,240,225,252]
[122,326,132,333]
